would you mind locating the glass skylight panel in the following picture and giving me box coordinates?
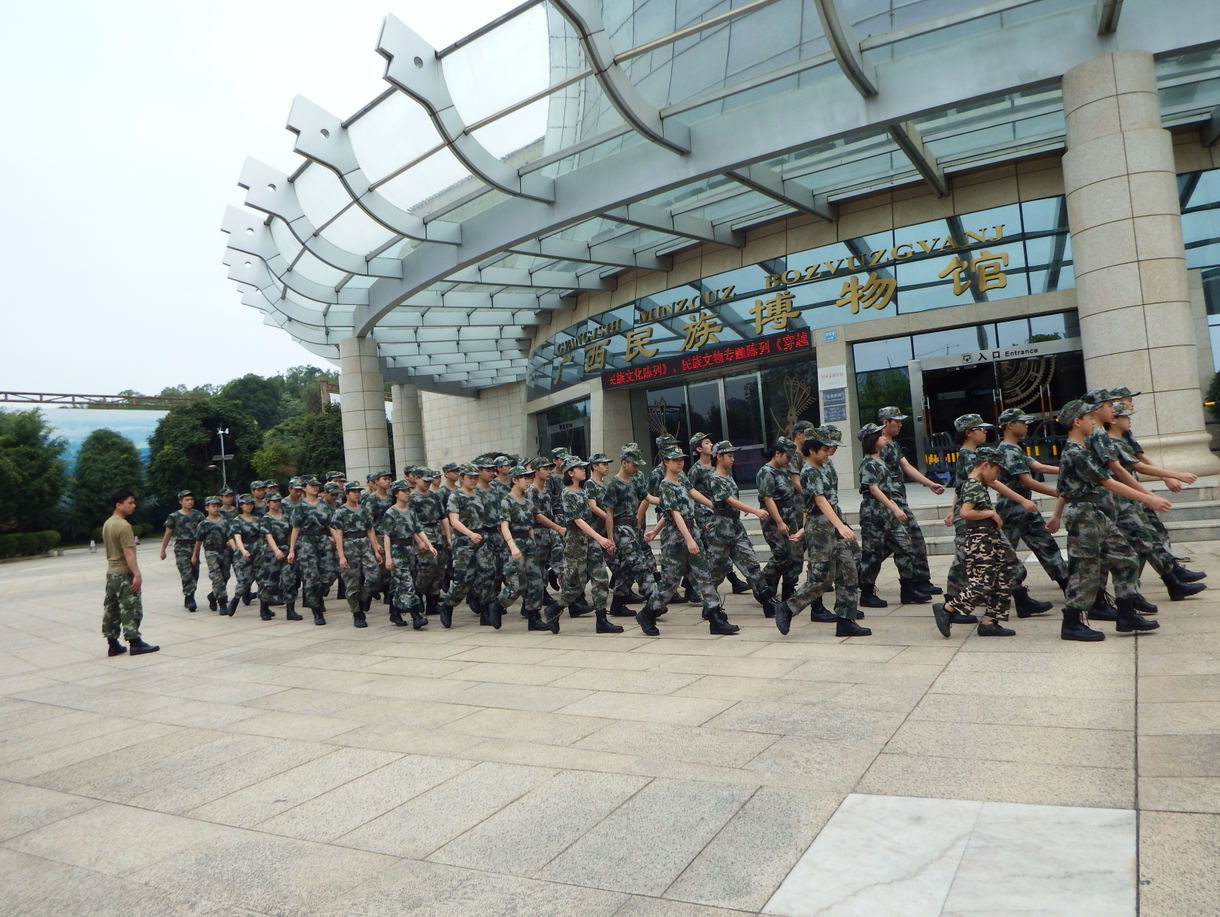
[290,250,349,289]
[318,205,400,256]
[470,100,548,160]
[348,92,446,186]
[443,4,550,125]
[268,217,304,264]
[375,146,473,216]
[294,163,354,228]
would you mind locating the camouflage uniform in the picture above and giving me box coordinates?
[409,488,448,600]
[289,499,334,609]
[996,440,1068,585]
[195,516,232,606]
[443,488,485,609]
[497,492,544,614]
[361,490,393,596]
[955,478,1013,620]
[529,481,561,587]
[654,478,720,615]
[258,512,298,606]
[545,469,568,578]
[331,502,379,612]
[602,471,663,610]
[788,460,860,620]
[473,485,505,604]
[756,462,804,596]
[103,573,143,641]
[704,471,765,591]
[377,505,426,615]
[879,438,934,584]
[560,486,610,611]
[230,514,263,603]
[1109,434,1175,577]
[163,508,204,597]
[857,454,919,590]
[944,447,979,598]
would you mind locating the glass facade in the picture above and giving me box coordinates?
[1180,168,1220,370]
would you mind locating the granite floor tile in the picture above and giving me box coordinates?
[442,705,609,745]
[706,700,906,743]
[446,681,594,712]
[910,692,1134,731]
[558,690,734,725]
[885,720,1133,768]
[1137,811,1220,917]
[575,719,780,768]
[1137,733,1220,777]
[1138,776,1220,813]
[0,780,99,842]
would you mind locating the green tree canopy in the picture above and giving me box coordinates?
[146,398,261,502]
[220,373,286,429]
[255,409,345,481]
[70,428,145,533]
[0,409,69,531]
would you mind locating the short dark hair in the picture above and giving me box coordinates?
[860,431,882,455]
[801,439,828,457]
[769,440,788,457]
[111,488,135,507]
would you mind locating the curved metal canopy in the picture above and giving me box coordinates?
[224,0,1220,396]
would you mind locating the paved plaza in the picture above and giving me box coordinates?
[1,532,1218,916]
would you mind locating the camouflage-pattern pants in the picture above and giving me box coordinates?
[1064,502,1138,613]
[892,495,933,583]
[858,499,917,589]
[172,544,198,597]
[1115,497,1173,576]
[387,545,423,613]
[760,519,804,595]
[412,528,446,597]
[788,518,860,620]
[232,548,258,602]
[443,535,481,607]
[203,549,230,604]
[1000,502,1067,585]
[322,539,339,593]
[257,545,298,605]
[102,572,143,640]
[1138,501,1173,553]
[703,518,764,591]
[295,534,334,608]
[498,536,544,612]
[655,529,720,614]
[340,536,379,612]
[560,534,611,612]
[609,523,664,611]
[954,524,1012,620]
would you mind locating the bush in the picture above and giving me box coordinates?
[0,530,60,558]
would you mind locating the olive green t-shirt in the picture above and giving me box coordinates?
[102,515,135,575]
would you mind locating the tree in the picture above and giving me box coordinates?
[256,409,345,479]
[146,398,262,502]
[279,364,337,416]
[70,429,145,535]
[0,409,69,531]
[220,373,286,429]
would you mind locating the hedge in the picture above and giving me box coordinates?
[0,530,62,559]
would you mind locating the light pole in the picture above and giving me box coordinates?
[213,427,233,489]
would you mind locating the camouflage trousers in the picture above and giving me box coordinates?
[946,509,1024,598]
[410,528,446,598]
[256,545,298,605]
[760,518,804,595]
[1138,501,1173,553]
[387,545,423,613]
[655,529,720,614]
[498,536,545,612]
[1064,502,1139,613]
[892,495,933,583]
[102,572,143,640]
[1115,497,1174,576]
[172,544,199,597]
[560,534,610,612]
[322,539,339,593]
[703,517,764,591]
[232,548,258,602]
[339,536,379,612]
[953,524,1013,620]
[202,548,231,605]
[295,534,335,609]
[858,499,917,589]
[999,502,1068,585]
[788,518,860,620]
[443,535,483,607]
[609,523,664,611]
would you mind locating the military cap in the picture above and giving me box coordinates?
[441,462,460,473]
[812,425,843,446]
[344,480,364,492]
[288,476,302,489]
[404,466,422,478]
[238,493,255,505]
[1109,385,1141,399]
[527,456,551,471]
[620,444,646,465]
[973,445,1004,465]
[374,470,392,480]
[856,423,883,442]
[508,465,533,479]
[458,463,479,476]
[877,406,908,422]
[300,475,321,487]
[1112,401,1135,417]
[549,447,569,459]
[658,445,686,461]
[176,489,194,499]
[823,424,841,434]
[655,433,678,448]
[323,482,342,495]
[1056,400,1090,426]
[265,491,283,502]
[775,435,798,457]
[689,432,710,451]
[473,457,496,469]
[219,486,235,496]
[711,440,737,457]
[954,413,995,433]
[792,420,817,435]
[324,471,344,481]
[366,472,377,483]
[997,408,1036,425]
[561,455,589,473]
[588,452,611,464]
[489,455,509,467]
[250,480,265,490]
[203,495,221,506]
[1081,388,1115,406]
[389,479,411,495]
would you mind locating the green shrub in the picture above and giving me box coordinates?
[0,530,62,558]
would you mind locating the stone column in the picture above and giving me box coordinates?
[390,382,425,474]
[591,386,634,456]
[338,336,391,482]
[1062,50,1220,473]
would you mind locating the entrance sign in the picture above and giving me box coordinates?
[818,364,849,423]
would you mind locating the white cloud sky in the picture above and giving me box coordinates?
[1,0,524,396]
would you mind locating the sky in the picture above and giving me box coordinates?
[1,0,523,398]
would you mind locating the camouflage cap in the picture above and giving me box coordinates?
[404,466,422,477]
[1056,400,1090,426]
[203,495,221,506]
[1081,388,1115,406]
[528,456,551,471]
[441,462,460,473]
[588,452,611,464]
[877,406,908,422]
[389,479,411,495]
[265,491,283,502]
[688,432,710,451]
[812,425,843,446]
[300,475,321,487]
[561,455,589,473]
[374,470,392,480]
[365,472,377,483]
[792,420,817,436]
[658,445,686,461]
[997,408,1036,425]
[1109,385,1141,399]
[476,457,499,469]
[322,482,342,495]
[954,413,995,433]
[856,423,883,442]
[219,486,235,496]
[973,445,1004,465]
[288,476,303,489]
[1112,401,1135,417]
[324,471,344,481]
[549,447,570,459]
[250,480,265,490]
[344,480,364,492]
[823,424,841,434]
[458,463,479,476]
[176,489,194,499]
[493,455,511,466]
[711,440,737,457]
[508,465,534,479]
[419,468,438,480]
[238,493,255,505]
[655,433,678,448]
[775,435,798,457]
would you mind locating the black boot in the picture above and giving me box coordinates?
[526,609,550,631]
[1162,571,1206,601]
[1131,592,1158,615]
[226,595,240,616]
[932,602,952,638]
[568,598,593,617]
[708,607,740,635]
[185,593,197,612]
[635,605,660,636]
[595,609,624,634]
[1061,607,1105,642]
[336,579,346,601]
[243,587,254,606]
[353,610,368,628]
[899,578,931,604]
[484,601,501,630]
[727,569,752,594]
[1055,576,1070,594]
[547,569,560,592]
[285,602,302,621]
[1090,591,1118,621]
[977,619,1016,636]
[411,607,430,630]
[773,600,793,635]
[423,594,436,616]
[1013,586,1052,618]
[259,600,274,620]
[1116,596,1159,633]
[836,616,872,637]
[317,597,327,615]
[608,594,635,617]
[624,590,647,605]
[809,596,837,623]
[917,578,943,595]
[859,586,888,608]
[129,637,160,655]
[1173,562,1206,583]
[106,637,127,657]
[207,591,217,611]
[312,607,327,626]
[388,606,407,627]
[439,602,453,629]
[543,600,562,634]
[781,581,796,602]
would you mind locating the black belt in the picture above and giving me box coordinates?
[342,532,367,539]
[389,538,414,546]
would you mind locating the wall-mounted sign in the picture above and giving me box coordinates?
[603,329,813,389]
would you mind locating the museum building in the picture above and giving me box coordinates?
[224,0,1220,485]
